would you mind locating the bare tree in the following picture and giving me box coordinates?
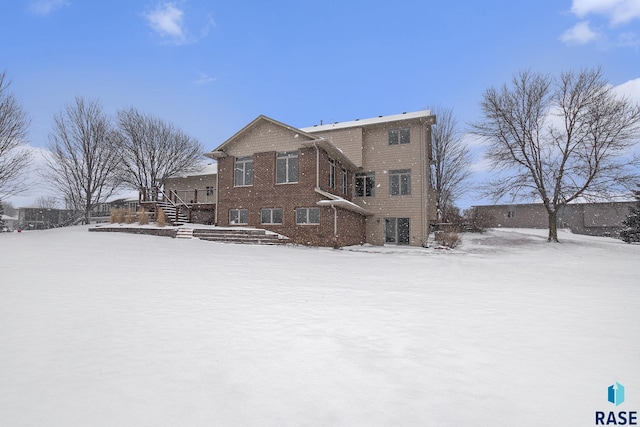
[429,106,472,222]
[1,199,16,217]
[472,68,640,242]
[35,195,59,209]
[115,108,203,195]
[0,71,32,200]
[44,97,121,224]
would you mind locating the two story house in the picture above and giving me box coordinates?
[206,110,437,247]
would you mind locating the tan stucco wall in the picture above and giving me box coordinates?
[223,121,314,157]
[308,119,432,246]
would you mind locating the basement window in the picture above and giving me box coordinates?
[229,209,248,225]
[296,207,320,225]
[261,208,283,225]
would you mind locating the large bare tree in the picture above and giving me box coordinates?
[472,68,640,242]
[45,97,121,224]
[0,71,32,200]
[115,108,203,195]
[429,106,472,222]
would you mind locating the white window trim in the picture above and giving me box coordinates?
[261,208,283,225]
[295,207,320,225]
[229,208,248,225]
[389,169,411,196]
[355,171,375,197]
[276,151,299,185]
[234,156,253,187]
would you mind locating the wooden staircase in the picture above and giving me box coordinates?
[192,228,288,245]
[156,200,190,226]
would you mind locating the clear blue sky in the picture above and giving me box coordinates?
[2,0,639,207]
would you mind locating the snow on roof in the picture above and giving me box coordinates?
[169,163,218,178]
[189,163,218,176]
[314,188,371,215]
[300,110,434,133]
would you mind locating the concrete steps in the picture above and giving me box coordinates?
[176,227,194,239]
[192,228,288,245]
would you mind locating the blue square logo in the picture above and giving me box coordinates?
[608,382,625,406]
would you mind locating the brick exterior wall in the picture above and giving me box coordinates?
[209,113,436,247]
[217,147,365,247]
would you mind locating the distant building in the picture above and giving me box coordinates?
[1,214,18,230]
[163,163,217,225]
[472,202,635,237]
[17,207,75,230]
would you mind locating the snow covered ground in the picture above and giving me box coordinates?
[1,226,638,426]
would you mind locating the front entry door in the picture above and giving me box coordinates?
[385,217,410,245]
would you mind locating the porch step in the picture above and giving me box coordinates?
[192,228,288,245]
[176,227,194,239]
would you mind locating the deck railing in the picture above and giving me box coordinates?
[167,189,216,205]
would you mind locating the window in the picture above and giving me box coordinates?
[206,186,214,196]
[389,169,411,196]
[389,128,411,145]
[296,207,320,225]
[385,217,410,245]
[276,151,298,184]
[229,209,248,224]
[328,159,336,189]
[355,172,375,197]
[507,210,516,218]
[234,156,253,186]
[261,208,283,225]
[341,168,348,194]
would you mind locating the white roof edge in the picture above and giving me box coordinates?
[314,188,372,215]
[300,110,434,133]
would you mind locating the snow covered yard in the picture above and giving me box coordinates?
[1,226,638,426]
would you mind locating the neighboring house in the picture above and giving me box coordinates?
[17,207,75,229]
[472,202,636,237]
[90,197,141,223]
[206,111,437,247]
[163,163,217,224]
[1,214,18,230]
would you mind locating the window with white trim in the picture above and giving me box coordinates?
[234,156,253,186]
[341,168,348,194]
[328,159,336,189]
[389,128,410,145]
[389,169,411,196]
[276,151,298,184]
[355,172,375,197]
[296,207,320,225]
[229,209,248,224]
[261,208,283,225]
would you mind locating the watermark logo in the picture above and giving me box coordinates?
[596,382,637,425]
[609,382,626,406]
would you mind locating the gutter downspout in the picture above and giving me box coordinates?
[214,163,220,225]
[420,120,427,247]
[313,144,338,242]
[331,203,337,237]
[314,142,320,189]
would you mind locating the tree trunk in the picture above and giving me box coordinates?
[547,209,558,242]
